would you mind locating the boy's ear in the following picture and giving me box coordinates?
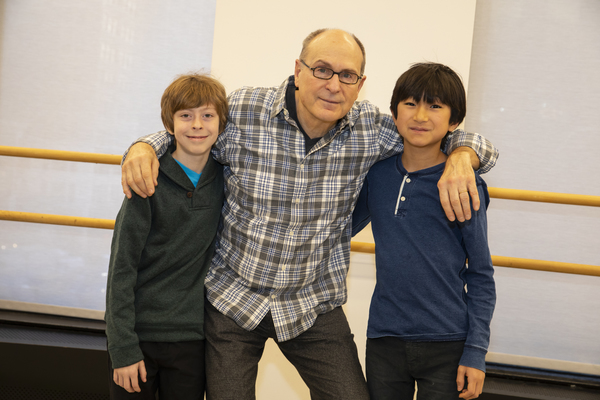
[167,129,174,136]
[449,122,460,132]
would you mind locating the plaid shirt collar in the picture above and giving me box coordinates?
[271,76,358,139]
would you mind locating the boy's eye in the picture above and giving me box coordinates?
[203,113,214,118]
[431,104,442,109]
[403,101,416,106]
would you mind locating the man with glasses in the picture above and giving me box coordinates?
[121,28,498,399]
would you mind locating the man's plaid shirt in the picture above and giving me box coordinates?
[136,76,498,342]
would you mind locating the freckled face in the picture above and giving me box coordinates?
[169,104,219,168]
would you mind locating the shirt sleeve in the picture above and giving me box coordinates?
[121,130,173,163]
[445,129,499,174]
[210,120,232,165]
[457,177,496,372]
[352,175,372,237]
[104,195,153,369]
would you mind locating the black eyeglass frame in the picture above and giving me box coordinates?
[300,59,363,85]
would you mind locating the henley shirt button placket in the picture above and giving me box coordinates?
[401,177,411,201]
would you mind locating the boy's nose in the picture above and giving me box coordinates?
[414,105,428,121]
[192,117,203,129]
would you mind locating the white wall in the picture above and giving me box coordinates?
[210,1,477,398]
[211,0,476,114]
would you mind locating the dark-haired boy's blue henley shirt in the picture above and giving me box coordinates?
[353,152,496,372]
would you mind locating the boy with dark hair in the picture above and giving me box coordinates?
[353,62,496,400]
[105,73,226,399]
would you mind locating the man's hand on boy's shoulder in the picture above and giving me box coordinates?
[114,360,147,393]
[122,142,160,199]
[438,147,480,222]
[457,365,485,399]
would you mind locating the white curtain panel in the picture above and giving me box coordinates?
[466,0,600,373]
[0,0,217,312]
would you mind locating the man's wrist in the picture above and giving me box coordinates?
[122,141,156,165]
[450,146,480,170]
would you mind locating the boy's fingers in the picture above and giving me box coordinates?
[458,382,478,399]
[120,376,134,393]
[130,374,141,393]
[113,370,121,386]
[459,367,485,399]
[456,366,466,391]
[113,364,144,393]
[139,360,147,382]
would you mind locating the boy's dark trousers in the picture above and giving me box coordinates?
[108,340,205,400]
[366,336,466,400]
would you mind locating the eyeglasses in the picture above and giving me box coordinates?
[300,60,362,85]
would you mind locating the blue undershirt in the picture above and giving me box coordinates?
[174,159,202,187]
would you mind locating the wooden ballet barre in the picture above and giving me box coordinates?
[350,241,600,277]
[2,211,597,277]
[491,255,600,277]
[350,241,376,254]
[488,187,600,207]
[0,210,115,230]
[0,145,121,165]
[2,146,600,207]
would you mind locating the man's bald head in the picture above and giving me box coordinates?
[299,28,366,75]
